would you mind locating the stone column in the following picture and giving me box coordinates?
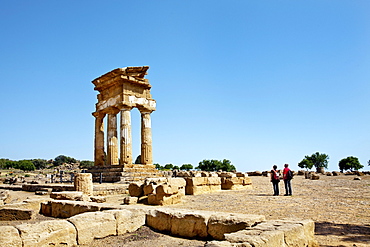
[74,173,93,196]
[93,112,105,166]
[107,109,119,165]
[120,107,133,165]
[140,110,153,165]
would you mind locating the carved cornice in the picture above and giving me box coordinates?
[92,66,151,92]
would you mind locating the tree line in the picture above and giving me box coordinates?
[298,152,367,172]
[155,159,236,172]
[0,155,94,172]
[1,155,236,172]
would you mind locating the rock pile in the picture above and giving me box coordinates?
[128,177,186,205]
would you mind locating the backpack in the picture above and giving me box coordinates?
[287,170,294,180]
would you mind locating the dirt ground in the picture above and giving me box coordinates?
[2,175,370,247]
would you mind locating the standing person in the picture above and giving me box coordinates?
[283,164,292,196]
[270,165,280,196]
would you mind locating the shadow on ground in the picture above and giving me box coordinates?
[315,221,370,246]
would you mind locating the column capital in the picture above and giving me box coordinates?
[92,111,106,118]
[119,105,133,111]
[105,107,120,115]
[138,108,154,114]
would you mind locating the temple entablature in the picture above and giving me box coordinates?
[92,66,156,167]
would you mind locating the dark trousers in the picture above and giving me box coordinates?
[284,179,292,195]
[272,181,279,195]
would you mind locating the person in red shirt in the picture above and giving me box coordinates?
[283,163,292,196]
[270,165,280,196]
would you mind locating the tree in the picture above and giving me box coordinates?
[180,164,193,171]
[173,165,180,170]
[298,159,314,170]
[300,152,329,172]
[338,156,363,172]
[5,160,18,169]
[196,159,236,172]
[219,159,236,172]
[164,164,174,170]
[17,160,36,171]
[154,163,163,170]
[53,155,77,167]
[80,160,94,169]
[30,159,50,170]
[0,158,10,169]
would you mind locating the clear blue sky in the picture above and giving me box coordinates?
[1,1,369,172]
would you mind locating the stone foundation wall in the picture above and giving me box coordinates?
[2,203,318,247]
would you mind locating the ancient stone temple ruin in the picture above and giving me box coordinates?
[88,66,163,183]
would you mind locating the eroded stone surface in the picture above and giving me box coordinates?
[208,213,266,240]
[106,209,146,235]
[0,208,35,220]
[68,211,116,245]
[0,226,22,247]
[16,220,77,247]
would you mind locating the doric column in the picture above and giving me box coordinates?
[107,109,119,165]
[140,110,153,165]
[93,112,105,166]
[120,107,133,165]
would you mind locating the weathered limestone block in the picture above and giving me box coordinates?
[156,184,178,195]
[74,173,93,196]
[16,220,77,247]
[148,192,183,206]
[225,219,318,247]
[90,196,106,203]
[176,171,191,177]
[1,198,49,212]
[35,188,53,195]
[201,171,210,177]
[218,172,236,178]
[0,226,22,247]
[68,211,116,245]
[167,177,186,188]
[123,196,138,205]
[50,191,85,201]
[247,171,263,176]
[310,173,320,180]
[128,182,143,197]
[106,209,146,234]
[274,219,317,247]
[41,200,101,218]
[146,208,172,232]
[208,213,266,240]
[143,177,186,205]
[147,208,212,239]
[185,177,222,195]
[143,183,156,195]
[0,189,11,203]
[297,170,305,175]
[221,177,252,190]
[225,229,285,247]
[0,208,35,220]
[332,171,341,176]
[236,172,247,177]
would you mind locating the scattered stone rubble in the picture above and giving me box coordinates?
[127,171,252,205]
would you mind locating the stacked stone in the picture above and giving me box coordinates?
[219,172,252,190]
[176,171,252,194]
[185,177,222,195]
[128,178,186,206]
